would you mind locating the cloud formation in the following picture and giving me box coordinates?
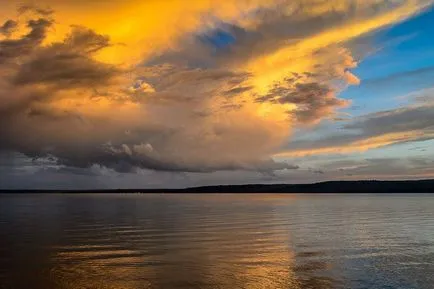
[0,20,17,37]
[318,156,434,180]
[256,81,349,124]
[279,101,434,157]
[0,1,432,175]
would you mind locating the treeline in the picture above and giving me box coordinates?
[2,179,434,193]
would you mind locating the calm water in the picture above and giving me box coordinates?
[0,194,433,289]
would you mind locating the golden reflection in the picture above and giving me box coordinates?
[42,194,338,289]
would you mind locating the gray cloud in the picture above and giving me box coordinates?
[282,102,434,153]
[344,105,434,135]
[308,168,325,174]
[362,66,434,87]
[321,156,434,178]
[55,142,299,173]
[0,152,297,190]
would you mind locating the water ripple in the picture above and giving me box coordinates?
[0,194,433,289]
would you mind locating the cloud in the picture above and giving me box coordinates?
[278,101,434,157]
[0,20,17,37]
[0,18,52,63]
[13,27,119,88]
[0,1,432,176]
[0,15,295,173]
[0,18,121,117]
[18,4,54,16]
[256,81,349,124]
[320,156,434,179]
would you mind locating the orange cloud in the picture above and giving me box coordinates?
[0,0,433,173]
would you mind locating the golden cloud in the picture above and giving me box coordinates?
[0,0,432,172]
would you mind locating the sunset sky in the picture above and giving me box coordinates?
[1,0,434,189]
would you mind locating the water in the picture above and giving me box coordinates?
[0,194,433,289]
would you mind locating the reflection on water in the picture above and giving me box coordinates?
[0,194,433,289]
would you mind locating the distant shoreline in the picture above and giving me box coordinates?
[1,179,434,194]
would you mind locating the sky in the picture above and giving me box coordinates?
[1,0,434,189]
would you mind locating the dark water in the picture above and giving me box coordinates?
[0,194,433,289]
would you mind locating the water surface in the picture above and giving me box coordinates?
[0,194,433,289]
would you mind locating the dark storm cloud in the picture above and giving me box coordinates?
[0,152,107,190]
[31,136,299,174]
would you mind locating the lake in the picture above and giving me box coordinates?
[0,194,433,289]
